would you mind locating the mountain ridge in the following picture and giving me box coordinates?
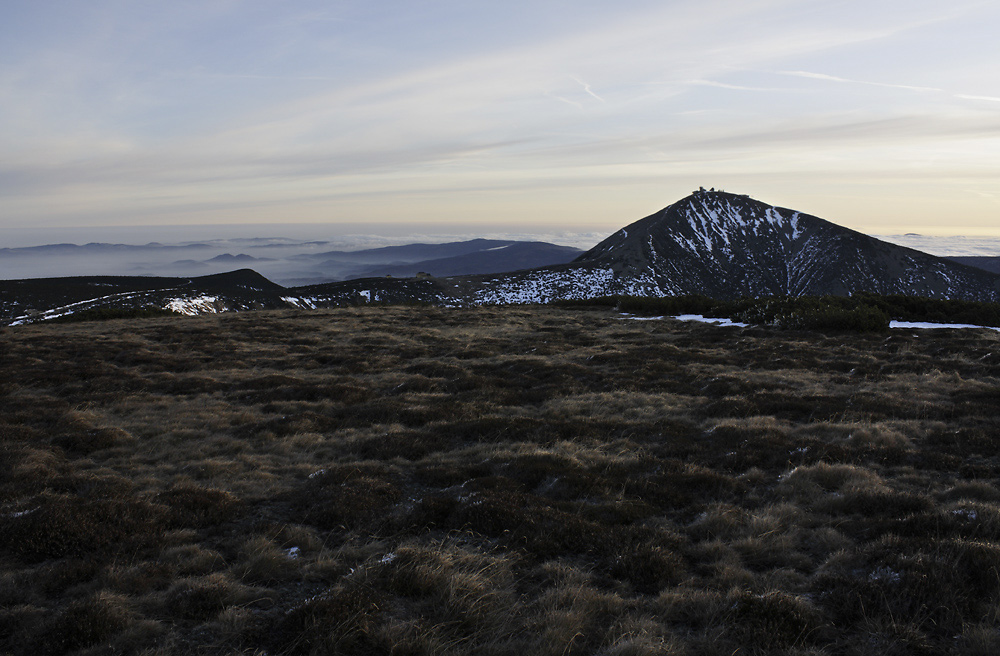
[339,242,584,279]
[4,191,1000,323]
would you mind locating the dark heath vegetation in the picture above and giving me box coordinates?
[2,304,1000,654]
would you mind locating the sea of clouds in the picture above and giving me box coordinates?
[0,223,609,285]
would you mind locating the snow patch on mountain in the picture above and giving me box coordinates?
[8,290,156,325]
[473,268,618,304]
[166,295,221,315]
[281,296,318,309]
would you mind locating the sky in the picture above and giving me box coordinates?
[2,0,1000,243]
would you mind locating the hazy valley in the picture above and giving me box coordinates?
[4,191,1000,327]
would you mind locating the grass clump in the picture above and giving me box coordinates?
[31,593,133,655]
[0,490,165,562]
[724,589,825,651]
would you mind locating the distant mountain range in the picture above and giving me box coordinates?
[301,238,520,264]
[947,256,1000,275]
[0,236,584,285]
[333,242,584,279]
[3,190,999,325]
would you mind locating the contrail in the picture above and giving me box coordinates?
[780,70,1000,105]
[778,70,943,93]
[956,94,1000,103]
[572,76,605,102]
[550,94,583,109]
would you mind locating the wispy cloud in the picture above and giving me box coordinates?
[571,76,605,103]
[956,94,1000,103]
[687,79,789,92]
[778,70,1000,110]
[778,70,943,93]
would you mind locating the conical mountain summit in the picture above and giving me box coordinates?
[469,189,1000,303]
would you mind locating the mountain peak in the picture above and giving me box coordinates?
[567,192,1000,301]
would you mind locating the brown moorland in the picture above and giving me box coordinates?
[2,305,1000,655]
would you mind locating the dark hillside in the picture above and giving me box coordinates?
[0,269,292,324]
[2,306,1000,654]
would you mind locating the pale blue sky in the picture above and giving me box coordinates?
[2,0,999,237]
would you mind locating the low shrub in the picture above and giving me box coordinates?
[735,297,889,332]
[599,292,1000,330]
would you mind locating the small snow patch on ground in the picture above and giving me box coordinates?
[867,566,901,583]
[891,321,1000,332]
[618,314,665,321]
[618,314,747,327]
[674,314,749,327]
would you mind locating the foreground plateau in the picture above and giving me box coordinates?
[2,306,1000,654]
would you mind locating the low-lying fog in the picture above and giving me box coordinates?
[876,234,1000,258]
[0,223,609,286]
[3,223,999,287]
